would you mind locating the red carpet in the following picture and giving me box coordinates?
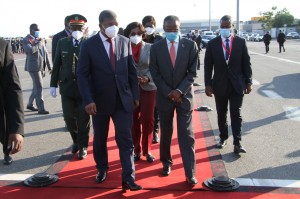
[1,93,300,198]
[49,109,212,190]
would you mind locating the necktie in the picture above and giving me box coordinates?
[170,41,176,67]
[107,38,116,71]
[225,38,230,60]
[74,39,79,47]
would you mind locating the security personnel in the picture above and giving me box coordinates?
[50,14,90,160]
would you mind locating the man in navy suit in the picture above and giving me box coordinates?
[149,15,199,185]
[76,10,142,191]
[204,15,252,154]
[51,15,71,62]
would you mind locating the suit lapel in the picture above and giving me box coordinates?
[138,42,146,65]
[216,36,227,64]
[228,36,237,65]
[93,33,111,67]
[174,38,185,68]
[115,35,121,65]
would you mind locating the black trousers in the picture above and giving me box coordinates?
[61,95,90,148]
[214,81,244,145]
[264,42,270,53]
[279,42,285,52]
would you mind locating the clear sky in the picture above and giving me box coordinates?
[1,0,300,37]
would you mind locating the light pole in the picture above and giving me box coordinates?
[236,0,240,34]
[209,0,211,31]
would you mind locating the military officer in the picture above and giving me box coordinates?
[50,14,91,160]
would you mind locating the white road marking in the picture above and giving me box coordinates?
[235,178,300,188]
[249,51,300,65]
[1,173,300,188]
[284,106,300,122]
[0,173,33,181]
[261,90,284,99]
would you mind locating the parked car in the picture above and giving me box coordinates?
[201,35,216,48]
[254,34,264,42]
[241,33,250,41]
[286,32,300,39]
[249,33,259,41]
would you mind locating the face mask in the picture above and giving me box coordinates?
[34,31,40,38]
[72,31,83,40]
[130,35,142,45]
[145,27,155,35]
[164,32,179,42]
[104,25,119,38]
[219,28,231,38]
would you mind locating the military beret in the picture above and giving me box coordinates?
[69,14,87,26]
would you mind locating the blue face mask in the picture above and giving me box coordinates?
[219,28,231,38]
[34,31,40,38]
[165,32,179,42]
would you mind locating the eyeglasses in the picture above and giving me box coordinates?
[130,32,143,36]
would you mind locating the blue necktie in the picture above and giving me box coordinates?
[225,38,230,60]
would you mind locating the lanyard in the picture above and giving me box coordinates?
[221,36,234,60]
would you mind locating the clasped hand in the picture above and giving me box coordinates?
[168,90,182,103]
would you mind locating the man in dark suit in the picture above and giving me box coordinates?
[0,38,24,165]
[76,10,142,191]
[204,15,252,154]
[51,15,71,62]
[263,31,271,54]
[149,15,199,185]
[50,14,91,160]
[277,30,286,53]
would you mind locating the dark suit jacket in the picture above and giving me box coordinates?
[52,30,69,62]
[195,35,202,49]
[149,38,198,112]
[204,35,252,96]
[0,39,24,144]
[77,33,139,114]
[51,37,87,97]
[277,32,286,43]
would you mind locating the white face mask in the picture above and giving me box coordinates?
[130,35,142,45]
[105,25,119,38]
[72,31,83,40]
[145,27,155,35]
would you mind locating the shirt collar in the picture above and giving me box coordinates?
[28,34,35,39]
[72,38,81,42]
[99,31,115,42]
[166,37,179,44]
[221,34,233,42]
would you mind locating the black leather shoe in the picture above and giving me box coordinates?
[71,143,78,154]
[216,139,227,149]
[96,171,107,183]
[122,181,142,191]
[234,145,247,154]
[162,165,171,176]
[152,132,159,144]
[186,176,198,185]
[38,110,49,114]
[134,153,140,161]
[146,154,155,163]
[78,147,87,160]
[26,106,38,111]
[4,154,13,165]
